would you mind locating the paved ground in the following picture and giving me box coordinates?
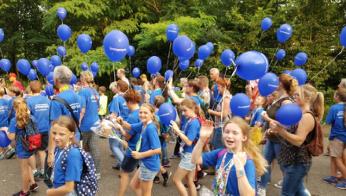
[1,136,345,196]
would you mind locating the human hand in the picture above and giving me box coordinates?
[131,151,143,159]
[200,120,214,141]
[233,152,247,170]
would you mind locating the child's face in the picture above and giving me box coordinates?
[333,92,340,102]
[139,106,153,124]
[181,106,195,118]
[52,124,74,148]
[222,123,246,152]
[255,96,265,106]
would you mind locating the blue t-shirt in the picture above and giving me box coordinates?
[50,89,81,122]
[9,118,35,159]
[0,98,10,127]
[182,118,200,153]
[125,109,141,157]
[190,95,205,107]
[132,122,161,172]
[213,83,222,104]
[8,97,16,122]
[250,107,264,127]
[202,149,256,196]
[326,103,346,142]
[79,87,100,132]
[108,95,129,120]
[53,147,83,188]
[149,88,162,105]
[133,85,145,104]
[26,95,51,133]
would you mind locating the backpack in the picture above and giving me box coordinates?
[20,117,41,153]
[61,145,98,196]
[306,113,324,156]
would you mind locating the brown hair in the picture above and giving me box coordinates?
[216,77,231,90]
[8,85,22,97]
[198,76,209,88]
[29,80,42,94]
[335,88,346,126]
[223,117,267,176]
[181,98,205,119]
[0,87,5,96]
[13,97,30,128]
[155,75,165,89]
[99,86,106,94]
[124,89,141,104]
[299,84,325,121]
[51,116,77,134]
[279,74,298,97]
[117,80,129,93]
[188,79,200,93]
[154,95,165,108]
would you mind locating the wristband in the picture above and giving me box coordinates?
[237,169,245,178]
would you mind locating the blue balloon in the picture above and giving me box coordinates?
[0,59,11,72]
[45,84,54,96]
[90,62,99,73]
[127,45,135,57]
[32,60,38,68]
[37,58,50,76]
[57,7,67,20]
[50,55,62,67]
[16,59,31,76]
[81,62,88,71]
[261,17,272,31]
[173,35,195,59]
[46,72,54,85]
[340,26,346,47]
[164,70,174,81]
[27,69,38,81]
[147,56,162,74]
[179,59,189,71]
[0,130,11,147]
[275,49,286,61]
[57,46,66,57]
[103,30,129,62]
[290,68,307,86]
[276,24,293,43]
[198,45,211,60]
[294,52,308,66]
[166,24,179,42]
[92,71,97,78]
[70,74,77,85]
[0,28,4,43]
[194,59,204,68]
[158,103,177,126]
[132,67,141,78]
[221,49,235,67]
[258,72,279,96]
[49,64,55,72]
[206,42,214,52]
[57,24,72,42]
[235,51,269,80]
[230,93,251,118]
[77,34,92,54]
[276,103,302,126]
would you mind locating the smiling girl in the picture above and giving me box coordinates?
[191,117,266,196]
[46,116,83,196]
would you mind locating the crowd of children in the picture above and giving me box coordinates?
[0,65,345,196]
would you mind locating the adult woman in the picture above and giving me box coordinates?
[191,117,266,195]
[270,84,324,195]
[208,78,232,150]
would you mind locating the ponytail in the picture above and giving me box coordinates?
[312,92,325,121]
[279,74,298,96]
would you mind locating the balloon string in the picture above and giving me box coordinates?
[230,66,238,78]
[256,31,264,47]
[197,68,200,76]
[0,47,3,58]
[166,42,172,70]
[172,58,178,72]
[269,47,279,66]
[129,57,132,73]
[186,70,193,79]
[113,63,116,81]
[224,67,228,77]
[310,46,344,81]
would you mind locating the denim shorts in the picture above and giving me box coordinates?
[139,162,158,181]
[179,152,196,171]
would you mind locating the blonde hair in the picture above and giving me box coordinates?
[223,117,267,176]
[339,79,346,89]
[279,74,298,96]
[181,98,205,119]
[299,84,325,121]
[13,97,30,128]
[80,71,94,85]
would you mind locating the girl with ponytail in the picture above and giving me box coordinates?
[323,87,346,189]
[191,117,266,196]
[170,98,202,196]
[269,84,325,195]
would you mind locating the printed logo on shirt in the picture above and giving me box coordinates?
[70,102,81,111]
[34,103,49,112]
[91,94,99,103]
[0,105,8,113]
[336,111,344,119]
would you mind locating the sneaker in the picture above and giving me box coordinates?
[96,173,101,180]
[5,148,16,159]
[195,182,201,191]
[12,191,30,196]
[257,187,266,196]
[197,171,207,180]
[274,179,282,189]
[336,179,346,190]
[162,171,172,187]
[323,176,338,184]
[29,183,39,192]
[0,152,4,160]
[154,176,161,184]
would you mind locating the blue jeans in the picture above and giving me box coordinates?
[161,141,168,163]
[280,163,311,196]
[259,139,281,188]
[109,138,124,165]
[211,127,224,150]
